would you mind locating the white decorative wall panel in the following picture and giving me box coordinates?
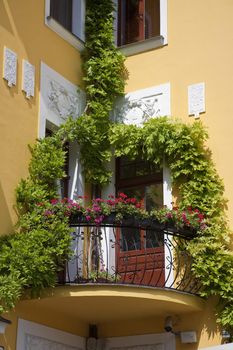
[39,62,85,137]
[105,333,175,350]
[112,344,164,350]
[22,60,35,98]
[3,47,17,87]
[188,82,205,118]
[16,319,85,350]
[114,83,170,126]
[48,79,79,118]
[25,334,81,350]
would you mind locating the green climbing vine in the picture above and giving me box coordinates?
[109,118,233,332]
[0,0,232,336]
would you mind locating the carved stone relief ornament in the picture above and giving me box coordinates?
[114,94,162,126]
[47,80,79,118]
[3,47,17,87]
[22,60,35,99]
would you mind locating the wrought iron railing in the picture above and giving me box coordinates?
[59,220,201,295]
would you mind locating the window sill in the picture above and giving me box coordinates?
[119,35,165,56]
[46,16,85,52]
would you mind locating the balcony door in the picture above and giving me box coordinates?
[116,157,165,286]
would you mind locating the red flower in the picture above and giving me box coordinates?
[50,199,58,205]
[119,192,128,199]
[198,213,204,220]
[130,198,137,204]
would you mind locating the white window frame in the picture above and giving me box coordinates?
[118,0,168,56]
[45,0,167,55]
[45,0,85,51]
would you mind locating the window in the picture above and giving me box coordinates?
[116,157,164,251]
[117,0,160,46]
[116,0,167,55]
[46,0,85,50]
[46,0,166,54]
[50,0,73,33]
[115,157,165,286]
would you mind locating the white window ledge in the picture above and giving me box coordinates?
[119,35,165,56]
[46,16,85,52]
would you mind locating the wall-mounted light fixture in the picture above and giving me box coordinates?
[0,316,12,334]
[164,316,197,344]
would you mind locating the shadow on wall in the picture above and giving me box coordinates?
[0,1,14,35]
[0,181,14,236]
[177,297,221,350]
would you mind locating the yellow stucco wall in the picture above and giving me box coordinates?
[0,0,232,349]
[125,0,233,228]
[0,0,82,235]
[0,289,222,350]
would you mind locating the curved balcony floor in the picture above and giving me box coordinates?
[21,284,205,324]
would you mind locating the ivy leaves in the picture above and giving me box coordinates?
[110,117,233,333]
[80,0,126,184]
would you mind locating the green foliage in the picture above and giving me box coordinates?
[0,273,24,313]
[16,136,66,212]
[0,0,231,336]
[77,0,126,183]
[28,137,66,186]
[0,206,71,313]
[110,117,233,332]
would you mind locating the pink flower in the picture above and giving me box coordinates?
[50,199,58,205]
[86,215,91,221]
[92,204,101,212]
[44,210,53,216]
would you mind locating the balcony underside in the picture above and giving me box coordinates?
[21,285,205,324]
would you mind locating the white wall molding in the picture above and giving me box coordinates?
[113,83,171,126]
[200,344,233,350]
[16,319,85,350]
[22,60,35,99]
[3,47,17,87]
[105,332,175,350]
[39,62,85,138]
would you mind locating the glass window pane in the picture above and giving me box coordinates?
[119,157,161,180]
[145,230,163,248]
[121,228,141,251]
[119,0,143,45]
[145,0,160,39]
[145,183,163,211]
[50,0,72,32]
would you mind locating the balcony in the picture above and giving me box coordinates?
[18,219,204,330]
[60,218,201,295]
